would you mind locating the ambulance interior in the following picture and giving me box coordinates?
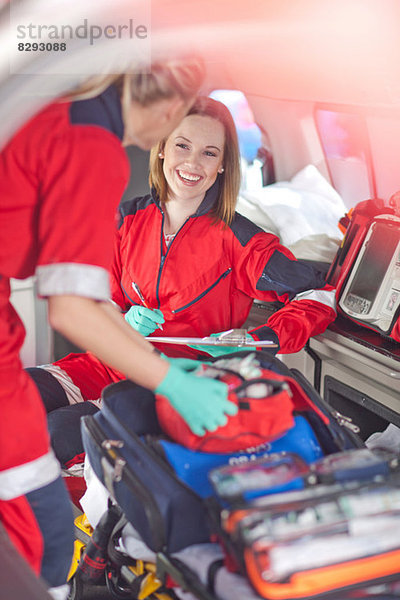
[4,0,400,445]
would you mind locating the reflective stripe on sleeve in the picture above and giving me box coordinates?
[36,263,111,300]
[40,364,86,405]
[0,449,61,500]
[293,288,337,311]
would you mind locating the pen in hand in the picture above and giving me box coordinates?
[131,282,164,331]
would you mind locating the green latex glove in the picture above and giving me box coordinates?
[125,306,164,336]
[188,332,256,358]
[161,355,204,372]
[155,364,238,436]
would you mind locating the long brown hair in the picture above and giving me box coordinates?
[149,96,241,226]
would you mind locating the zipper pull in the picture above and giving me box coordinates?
[101,439,124,450]
[332,410,360,434]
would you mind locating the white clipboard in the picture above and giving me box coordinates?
[146,328,278,348]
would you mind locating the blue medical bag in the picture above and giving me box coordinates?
[81,352,363,553]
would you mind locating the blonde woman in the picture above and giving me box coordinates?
[0,59,238,600]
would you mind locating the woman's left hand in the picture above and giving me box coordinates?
[188,331,256,357]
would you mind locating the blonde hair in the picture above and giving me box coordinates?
[149,96,241,226]
[65,74,121,101]
[68,57,205,101]
[66,56,205,120]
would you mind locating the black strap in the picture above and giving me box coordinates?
[206,558,225,595]
[106,509,131,568]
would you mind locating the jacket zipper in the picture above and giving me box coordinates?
[121,281,137,307]
[172,268,232,314]
[259,272,297,295]
[155,213,195,308]
[155,212,184,307]
[124,211,196,311]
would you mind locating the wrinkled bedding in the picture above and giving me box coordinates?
[237,165,346,262]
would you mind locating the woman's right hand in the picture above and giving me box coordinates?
[124,305,165,336]
[155,364,238,436]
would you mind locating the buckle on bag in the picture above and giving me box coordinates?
[100,439,126,496]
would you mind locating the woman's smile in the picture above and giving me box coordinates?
[176,169,202,184]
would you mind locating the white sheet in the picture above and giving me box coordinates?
[366,423,400,453]
[236,165,346,261]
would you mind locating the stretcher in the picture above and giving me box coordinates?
[68,507,189,600]
[67,482,400,600]
[67,458,271,600]
[68,504,249,600]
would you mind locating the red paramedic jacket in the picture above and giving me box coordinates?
[0,85,129,469]
[111,182,337,358]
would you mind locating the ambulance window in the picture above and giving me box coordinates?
[315,109,375,208]
[209,90,268,191]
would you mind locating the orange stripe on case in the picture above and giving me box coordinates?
[244,547,400,599]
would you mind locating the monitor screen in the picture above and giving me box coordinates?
[346,222,399,305]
